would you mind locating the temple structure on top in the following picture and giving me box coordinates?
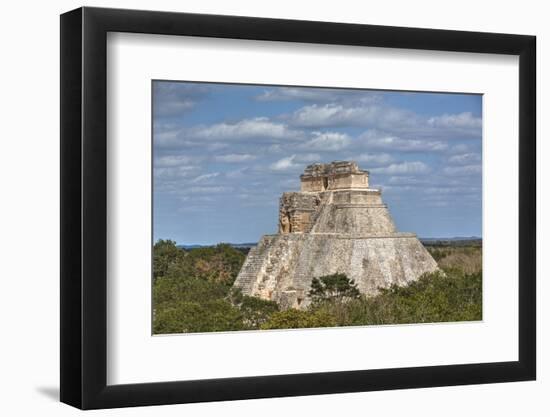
[300,161,370,192]
[233,161,439,310]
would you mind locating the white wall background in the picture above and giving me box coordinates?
[0,0,545,415]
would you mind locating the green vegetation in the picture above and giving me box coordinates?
[152,240,482,334]
[425,244,482,274]
[228,288,279,329]
[310,270,481,327]
[260,309,336,330]
[152,240,249,334]
[153,239,185,281]
[308,273,360,304]
[152,240,280,334]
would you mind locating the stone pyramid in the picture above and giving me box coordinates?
[233,161,439,310]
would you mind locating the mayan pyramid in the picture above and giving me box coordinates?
[233,161,439,310]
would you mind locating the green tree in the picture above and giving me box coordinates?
[152,243,250,334]
[260,308,336,330]
[154,275,229,307]
[328,270,482,326]
[229,288,279,329]
[153,239,185,281]
[308,273,360,304]
[154,299,245,334]
[166,243,245,287]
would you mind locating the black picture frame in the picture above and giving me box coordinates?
[60,6,536,410]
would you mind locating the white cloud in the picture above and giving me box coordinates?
[443,165,482,176]
[359,130,447,152]
[267,144,283,154]
[354,153,394,166]
[423,186,481,195]
[289,103,381,128]
[371,161,431,175]
[301,132,351,151]
[225,168,248,179]
[287,102,481,140]
[448,153,481,165]
[269,153,323,173]
[428,112,482,129]
[206,142,229,151]
[153,165,198,179]
[449,144,470,154]
[295,153,322,163]
[156,117,303,148]
[179,195,215,201]
[154,129,180,147]
[191,117,301,141]
[270,155,299,171]
[190,172,220,183]
[155,99,195,116]
[257,88,333,102]
[214,153,256,163]
[287,102,427,132]
[187,186,233,194]
[154,155,196,167]
[426,201,450,208]
[256,87,380,104]
[385,176,428,186]
[381,185,415,193]
[153,82,209,117]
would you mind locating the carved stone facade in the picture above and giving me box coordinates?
[300,161,369,192]
[233,161,439,310]
[278,192,321,233]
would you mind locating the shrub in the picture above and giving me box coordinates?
[260,308,336,330]
[427,245,482,274]
[317,270,483,326]
[308,273,360,304]
[229,288,279,329]
[153,275,229,307]
[154,299,245,334]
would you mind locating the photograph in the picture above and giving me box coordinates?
[152,81,483,334]
[51,3,538,412]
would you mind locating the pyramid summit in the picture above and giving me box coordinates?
[233,161,439,310]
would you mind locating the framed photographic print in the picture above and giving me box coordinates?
[60,6,536,409]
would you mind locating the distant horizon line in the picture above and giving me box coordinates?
[166,236,482,247]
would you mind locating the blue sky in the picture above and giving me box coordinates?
[153,81,482,245]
